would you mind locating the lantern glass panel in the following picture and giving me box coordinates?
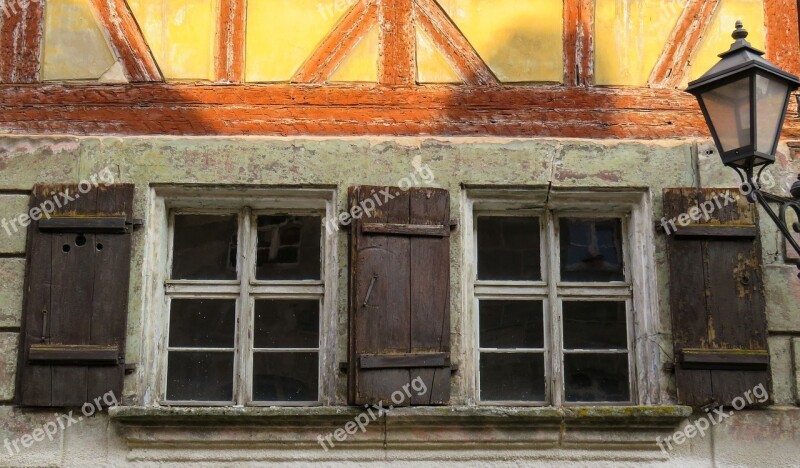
[700,77,752,153]
[755,73,790,154]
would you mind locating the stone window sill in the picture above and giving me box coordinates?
[110,405,691,455]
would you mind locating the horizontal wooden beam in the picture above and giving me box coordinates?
[28,344,120,365]
[1,83,798,139]
[361,222,449,237]
[359,352,449,369]
[38,216,129,233]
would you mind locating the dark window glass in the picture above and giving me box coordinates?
[256,215,321,280]
[559,218,624,282]
[166,351,234,401]
[562,301,627,349]
[172,214,238,280]
[169,299,236,348]
[254,300,319,349]
[480,300,544,349]
[479,353,545,401]
[253,352,318,401]
[564,353,629,402]
[477,216,541,281]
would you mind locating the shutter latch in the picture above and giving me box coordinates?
[362,275,378,307]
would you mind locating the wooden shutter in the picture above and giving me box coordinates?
[664,188,770,407]
[348,186,451,405]
[17,184,135,406]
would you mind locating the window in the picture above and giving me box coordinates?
[465,190,660,406]
[145,188,336,407]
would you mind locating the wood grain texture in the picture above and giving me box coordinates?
[765,0,800,76]
[16,184,134,407]
[216,0,247,82]
[648,0,722,88]
[292,0,378,83]
[0,0,44,83]
[378,0,416,85]
[563,0,594,86]
[3,83,782,138]
[663,188,770,407]
[349,186,451,405]
[412,0,497,86]
[89,0,162,82]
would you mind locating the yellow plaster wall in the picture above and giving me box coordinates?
[246,0,354,82]
[688,0,766,82]
[127,0,217,81]
[435,0,564,83]
[41,0,116,81]
[594,0,688,86]
[329,25,379,82]
[416,29,461,83]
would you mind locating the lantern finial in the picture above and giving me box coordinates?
[732,21,748,40]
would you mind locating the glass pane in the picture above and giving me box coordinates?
[477,216,541,281]
[559,218,624,282]
[253,352,318,402]
[563,301,627,350]
[254,300,319,349]
[700,77,752,153]
[169,299,236,348]
[171,214,238,280]
[755,73,790,154]
[564,353,630,402]
[479,300,544,349]
[166,351,234,401]
[256,215,321,280]
[480,353,545,401]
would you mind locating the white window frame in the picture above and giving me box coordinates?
[139,187,338,407]
[461,188,662,407]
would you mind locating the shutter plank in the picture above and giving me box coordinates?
[353,187,411,404]
[87,185,134,404]
[18,187,55,406]
[409,188,450,405]
[49,185,98,406]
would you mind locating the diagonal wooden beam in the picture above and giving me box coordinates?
[293,0,378,83]
[216,0,247,82]
[563,0,594,86]
[412,0,498,86]
[648,0,722,88]
[378,0,416,85]
[89,0,162,82]
[0,0,45,83]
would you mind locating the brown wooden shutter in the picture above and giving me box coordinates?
[664,188,770,407]
[348,186,451,405]
[17,184,135,406]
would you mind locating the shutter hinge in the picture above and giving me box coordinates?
[654,220,666,233]
[127,218,144,230]
[339,362,348,374]
[450,219,459,230]
[124,363,137,374]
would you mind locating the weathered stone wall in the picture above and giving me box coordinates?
[0,135,797,466]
